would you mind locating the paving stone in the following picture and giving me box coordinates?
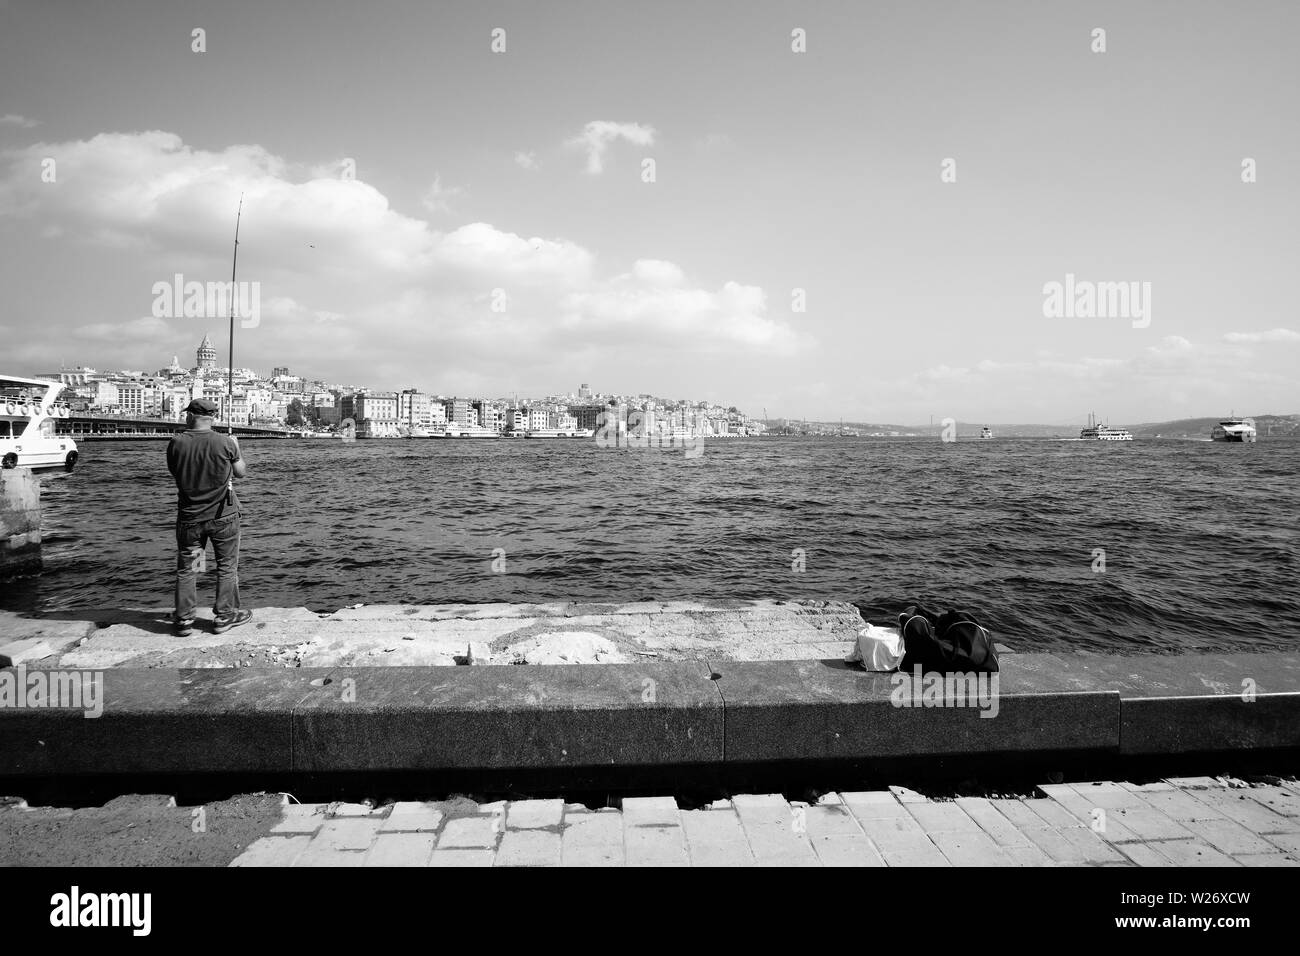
[1165,776,1225,789]
[294,844,367,867]
[1185,788,1293,834]
[1066,781,1146,809]
[1026,797,1086,830]
[1037,787,1104,827]
[621,796,680,828]
[1003,844,1054,866]
[733,795,819,866]
[1115,842,1176,867]
[1147,840,1240,867]
[799,805,882,867]
[561,810,625,866]
[506,799,564,830]
[625,822,688,866]
[1105,806,1195,842]
[955,798,1034,848]
[905,801,981,833]
[681,808,755,866]
[1234,853,1299,866]
[496,829,561,866]
[438,815,500,849]
[852,814,925,851]
[881,841,949,866]
[840,791,908,820]
[270,803,328,834]
[889,786,929,804]
[1139,788,1230,822]
[931,829,1016,866]
[1120,781,1174,793]
[230,835,311,866]
[1243,785,1300,817]
[380,802,444,834]
[364,832,435,866]
[987,798,1048,830]
[1262,832,1300,853]
[306,818,382,851]
[1188,817,1284,856]
[328,802,383,818]
[429,847,494,867]
[1022,826,1123,864]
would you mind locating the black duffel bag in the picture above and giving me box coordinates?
[897,603,999,673]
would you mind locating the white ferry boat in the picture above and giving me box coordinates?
[1210,416,1256,443]
[525,428,595,439]
[439,423,500,438]
[1079,412,1132,441]
[980,426,994,439]
[0,375,79,471]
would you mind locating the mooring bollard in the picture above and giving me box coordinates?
[0,467,42,578]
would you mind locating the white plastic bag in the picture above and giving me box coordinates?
[845,623,905,672]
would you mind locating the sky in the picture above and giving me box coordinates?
[1,0,1297,425]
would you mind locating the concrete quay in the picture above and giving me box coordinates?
[0,600,870,669]
[1,601,1298,784]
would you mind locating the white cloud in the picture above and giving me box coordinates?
[420,173,464,215]
[631,259,684,285]
[0,130,803,381]
[1223,328,1300,344]
[514,151,539,170]
[0,114,39,128]
[566,121,655,174]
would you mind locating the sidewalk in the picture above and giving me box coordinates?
[229,776,1300,867]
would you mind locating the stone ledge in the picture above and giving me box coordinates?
[3,652,1300,778]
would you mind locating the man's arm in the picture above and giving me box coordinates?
[166,438,178,478]
[228,436,247,479]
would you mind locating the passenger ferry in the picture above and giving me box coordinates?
[1210,416,1256,443]
[438,423,499,438]
[525,428,595,439]
[0,375,79,471]
[979,426,994,439]
[1079,412,1132,441]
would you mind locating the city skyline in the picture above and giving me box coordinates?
[2,1,1298,426]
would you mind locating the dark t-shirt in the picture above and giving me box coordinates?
[166,429,242,523]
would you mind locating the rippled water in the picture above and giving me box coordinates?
[5,436,1298,652]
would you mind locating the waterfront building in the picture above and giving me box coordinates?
[444,398,476,427]
[568,404,604,431]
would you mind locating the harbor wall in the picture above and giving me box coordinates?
[0,469,41,580]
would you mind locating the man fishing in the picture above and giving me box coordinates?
[166,398,251,636]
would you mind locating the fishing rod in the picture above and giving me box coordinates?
[227,193,243,436]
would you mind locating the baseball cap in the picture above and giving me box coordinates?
[185,398,219,416]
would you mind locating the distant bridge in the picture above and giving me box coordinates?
[54,415,297,439]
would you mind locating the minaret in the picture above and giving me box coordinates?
[197,333,216,370]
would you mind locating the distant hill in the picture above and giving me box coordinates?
[765,415,1300,439]
[1123,414,1300,439]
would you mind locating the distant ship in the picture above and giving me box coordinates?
[979,426,993,440]
[1211,416,1256,443]
[1079,412,1132,441]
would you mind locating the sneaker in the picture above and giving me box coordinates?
[213,609,253,634]
[173,618,195,637]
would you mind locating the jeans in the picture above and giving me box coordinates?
[175,512,241,621]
